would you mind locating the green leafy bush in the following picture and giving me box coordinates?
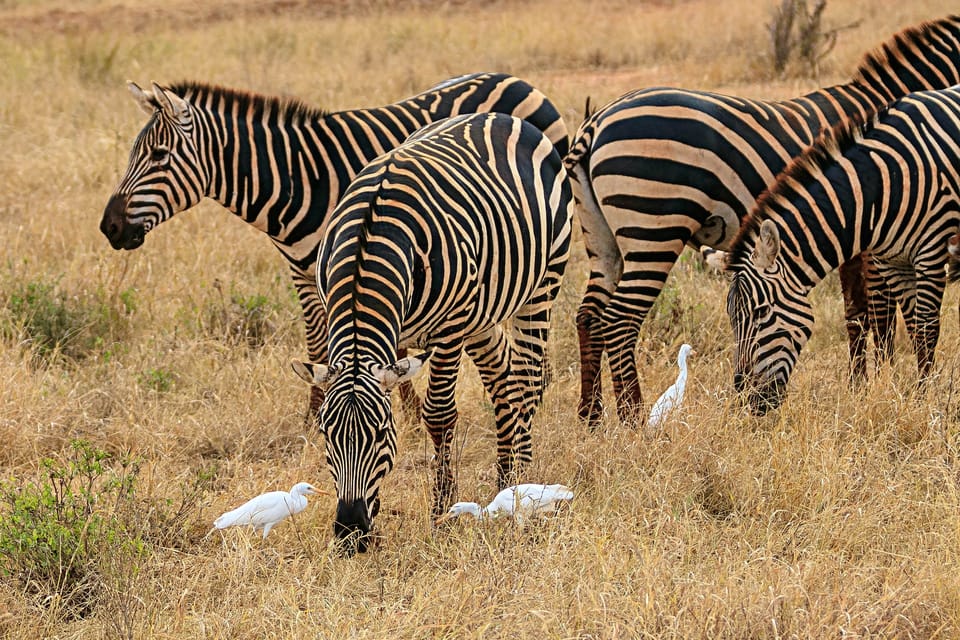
[0,441,143,619]
[205,279,279,348]
[2,276,126,363]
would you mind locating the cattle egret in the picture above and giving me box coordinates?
[435,483,574,525]
[647,343,696,430]
[214,482,329,539]
[699,247,728,273]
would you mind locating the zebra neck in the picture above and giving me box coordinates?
[783,83,879,129]
[196,102,432,266]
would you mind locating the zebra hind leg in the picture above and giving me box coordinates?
[603,319,644,426]
[571,164,622,429]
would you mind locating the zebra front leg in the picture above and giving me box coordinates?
[465,326,527,489]
[514,232,570,416]
[289,269,330,427]
[865,254,899,371]
[421,340,464,517]
[838,253,870,383]
[910,271,946,382]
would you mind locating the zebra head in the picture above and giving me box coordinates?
[101,82,207,250]
[291,353,428,554]
[726,220,813,414]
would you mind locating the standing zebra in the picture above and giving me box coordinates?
[290,112,572,553]
[726,87,960,414]
[566,15,960,427]
[100,73,569,420]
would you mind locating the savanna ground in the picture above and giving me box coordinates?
[2,0,960,637]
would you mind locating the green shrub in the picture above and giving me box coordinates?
[0,440,144,619]
[205,279,279,348]
[2,275,127,363]
[138,367,175,393]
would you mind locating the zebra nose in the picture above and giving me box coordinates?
[334,499,372,555]
[100,194,129,249]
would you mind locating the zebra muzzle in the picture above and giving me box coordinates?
[334,498,373,555]
[100,194,146,250]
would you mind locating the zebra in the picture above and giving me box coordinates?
[725,87,960,415]
[564,15,960,427]
[100,72,569,421]
[288,112,572,553]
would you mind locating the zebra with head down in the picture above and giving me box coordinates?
[290,112,573,553]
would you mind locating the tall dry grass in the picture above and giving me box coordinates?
[1,0,960,637]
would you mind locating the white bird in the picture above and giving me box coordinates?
[434,483,574,525]
[213,482,329,539]
[699,246,728,273]
[647,343,696,430]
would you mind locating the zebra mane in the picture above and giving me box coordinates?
[167,81,330,123]
[853,15,960,88]
[726,113,876,269]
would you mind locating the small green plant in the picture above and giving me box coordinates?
[118,287,138,315]
[206,279,279,348]
[138,367,175,393]
[0,440,144,619]
[2,275,125,363]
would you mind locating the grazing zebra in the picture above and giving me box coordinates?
[289,112,573,552]
[100,73,569,420]
[725,87,960,414]
[565,15,960,427]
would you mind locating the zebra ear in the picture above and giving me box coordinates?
[291,359,340,388]
[127,81,157,116]
[371,351,431,391]
[150,82,190,125]
[751,219,781,271]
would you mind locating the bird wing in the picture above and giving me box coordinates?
[648,385,678,426]
[214,491,297,529]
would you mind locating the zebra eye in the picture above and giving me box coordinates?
[149,146,169,165]
[752,303,771,321]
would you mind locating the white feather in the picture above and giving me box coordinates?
[437,483,574,525]
[647,344,695,430]
[214,482,326,539]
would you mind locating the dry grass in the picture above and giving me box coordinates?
[2,0,960,637]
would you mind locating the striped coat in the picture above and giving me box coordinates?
[291,113,573,552]
[565,15,960,427]
[100,73,569,418]
[726,87,960,414]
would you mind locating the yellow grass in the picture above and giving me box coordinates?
[2,0,960,637]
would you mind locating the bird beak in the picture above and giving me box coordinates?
[691,350,698,357]
[310,486,333,496]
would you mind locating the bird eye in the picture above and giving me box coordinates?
[149,146,169,164]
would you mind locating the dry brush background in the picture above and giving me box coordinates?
[1,0,960,637]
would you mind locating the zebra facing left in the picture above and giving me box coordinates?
[290,112,573,553]
[726,87,960,414]
[99,74,569,422]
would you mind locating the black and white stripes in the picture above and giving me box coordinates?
[725,87,960,413]
[101,73,569,418]
[564,15,960,427]
[291,112,573,552]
